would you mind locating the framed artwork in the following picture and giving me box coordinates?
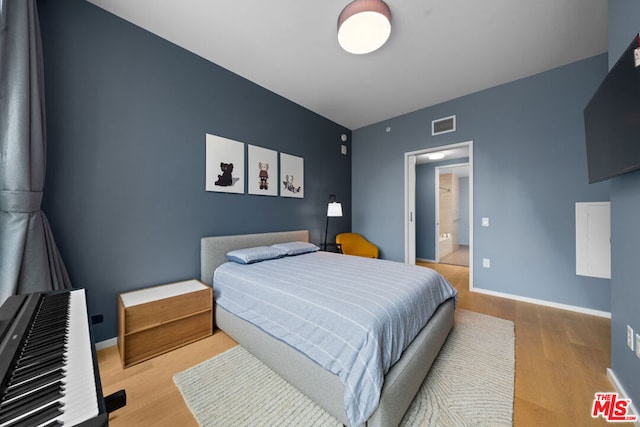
[248,145,278,196]
[280,153,304,198]
[205,133,245,194]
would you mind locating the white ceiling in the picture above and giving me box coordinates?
[85,0,608,130]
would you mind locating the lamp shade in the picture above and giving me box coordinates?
[337,0,391,54]
[327,202,343,217]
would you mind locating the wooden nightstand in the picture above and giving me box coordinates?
[117,279,212,368]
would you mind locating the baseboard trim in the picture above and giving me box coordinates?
[470,287,611,319]
[607,368,640,425]
[416,258,437,263]
[96,337,117,351]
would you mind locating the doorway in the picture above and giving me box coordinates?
[436,163,470,266]
[404,141,473,285]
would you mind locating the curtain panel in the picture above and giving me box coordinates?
[0,0,72,303]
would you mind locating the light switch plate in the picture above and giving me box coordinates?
[482,217,490,227]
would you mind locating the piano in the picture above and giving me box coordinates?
[0,289,111,427]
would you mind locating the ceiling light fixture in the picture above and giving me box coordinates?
[337,0,392,55]
[428,152,445,160]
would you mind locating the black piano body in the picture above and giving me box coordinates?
[0,289,109,427]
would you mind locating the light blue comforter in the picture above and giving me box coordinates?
[213,251,457,427]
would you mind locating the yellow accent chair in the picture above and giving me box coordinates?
[335,233,379,258]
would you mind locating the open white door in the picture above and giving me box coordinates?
[405,154,416,264]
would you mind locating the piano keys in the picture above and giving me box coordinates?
[0,289,109,427]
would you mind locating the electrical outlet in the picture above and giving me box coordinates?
[627,325,634,351]
[636,334,640,359]
[482,258,491,268]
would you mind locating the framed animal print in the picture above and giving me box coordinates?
[205,133,245,194]
[248,145,278,196]
[280,153,304,198]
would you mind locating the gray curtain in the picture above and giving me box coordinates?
[0,0,72,304]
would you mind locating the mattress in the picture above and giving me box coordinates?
[213,251,457,426]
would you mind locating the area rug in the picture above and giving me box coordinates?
[173,309,515,426]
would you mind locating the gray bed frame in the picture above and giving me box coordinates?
[201,230,454,427]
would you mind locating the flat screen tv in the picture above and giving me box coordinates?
[584,34,640,183]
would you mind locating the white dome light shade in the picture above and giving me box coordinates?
[338,0,391,55]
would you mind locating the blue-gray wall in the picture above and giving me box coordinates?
[415,159,469,260]
[352,54,611,312]
[608,0,640,409]
[37,0,351,342]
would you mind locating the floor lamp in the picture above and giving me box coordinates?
[324,195,343,251]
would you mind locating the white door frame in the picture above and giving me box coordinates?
[404,141,474,287]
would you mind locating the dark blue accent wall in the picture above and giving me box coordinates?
[37,0,351,342]
[353,54,611,312]
[608,0,640,409]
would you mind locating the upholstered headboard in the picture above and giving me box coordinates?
[200,230,309,285]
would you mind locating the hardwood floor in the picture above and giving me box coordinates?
[419,262,612,427]
[97,263,612,426]
[98,331,236,426]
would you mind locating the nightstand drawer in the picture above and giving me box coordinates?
[123,310,212,366]
[122,287,211,334]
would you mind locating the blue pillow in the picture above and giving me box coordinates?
[226,246,286,264]
[271,241,320,256]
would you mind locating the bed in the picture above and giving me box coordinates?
[200,230,456,427]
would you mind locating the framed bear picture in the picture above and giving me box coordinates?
[205,133,245,194]
[280,153,304,198]
[248,145,278,196]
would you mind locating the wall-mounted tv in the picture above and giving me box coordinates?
[584,34,640,184]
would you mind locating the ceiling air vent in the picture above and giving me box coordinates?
[432,115,456,136]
